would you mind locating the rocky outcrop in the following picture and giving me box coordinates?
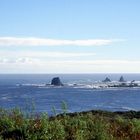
[51,77,63,86]
[119,76,125,82]
[102,77,111,82]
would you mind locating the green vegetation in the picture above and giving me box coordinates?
[1,107,140,139]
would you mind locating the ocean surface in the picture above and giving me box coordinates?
[0,74,140,115]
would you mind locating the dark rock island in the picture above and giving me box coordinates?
[51,77,63,86]
[102,77,111,82]
[119,76,125,82]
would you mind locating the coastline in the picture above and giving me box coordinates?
[52,109,140,119]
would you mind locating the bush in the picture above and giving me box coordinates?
[1,107,140,140]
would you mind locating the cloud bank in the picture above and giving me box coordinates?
[0,37,116,46]
[0,50,96,58]
[0,59,140,73]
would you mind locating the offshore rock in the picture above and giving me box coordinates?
[119,76,125,82]
[51,77,63,86]
[102,77,111,82]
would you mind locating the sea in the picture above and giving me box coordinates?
[0,74,140,115]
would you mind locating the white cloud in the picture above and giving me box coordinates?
[44,60,140,65]
[0,37,117,46]
[0,59,140,73]
[16,58,40,64]
[0,57,40,64]
[0,50,96,59]
[40,52,96,57]
[0,58,140,65]
[40,60,140,73]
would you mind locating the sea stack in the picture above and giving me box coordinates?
[119,76,125,82]
[51,77,63,86]
[102,77,111,82]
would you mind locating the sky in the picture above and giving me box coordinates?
[0,0,140,73]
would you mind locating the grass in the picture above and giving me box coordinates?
[1,106,140,139]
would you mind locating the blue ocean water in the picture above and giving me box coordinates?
[0,74,140,115]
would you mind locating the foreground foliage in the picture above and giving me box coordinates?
[1,108,140,140]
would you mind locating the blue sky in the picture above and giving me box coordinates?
[0,0,140,73]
